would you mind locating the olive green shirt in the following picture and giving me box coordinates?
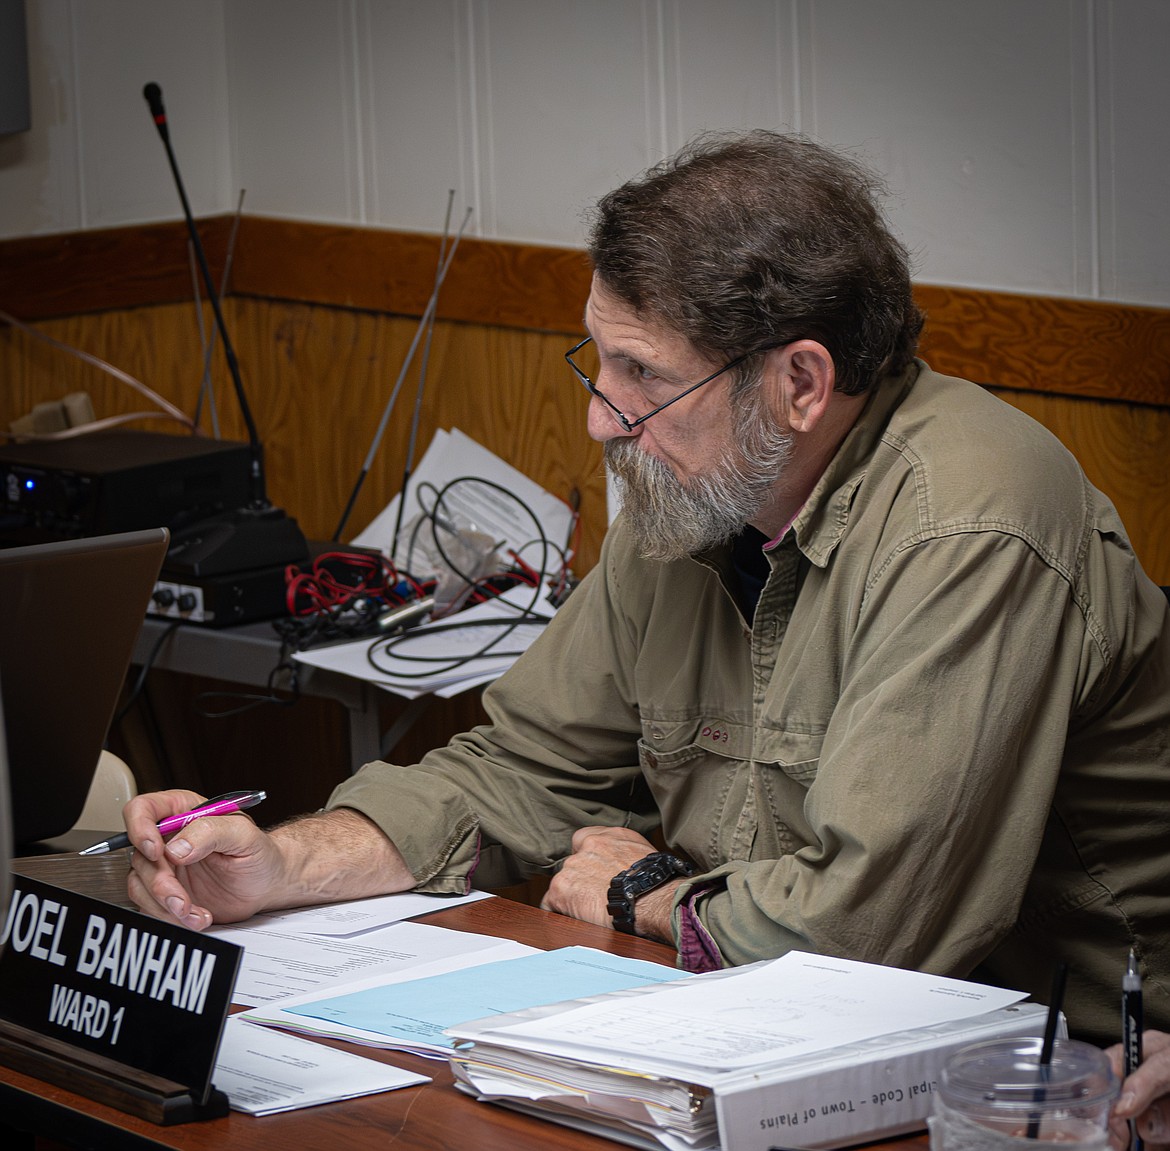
[328,361,1170,1045]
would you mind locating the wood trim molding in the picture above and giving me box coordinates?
[914,284,1170,408]
[3,217,1168,407]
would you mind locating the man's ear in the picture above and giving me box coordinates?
[768,340,836,433]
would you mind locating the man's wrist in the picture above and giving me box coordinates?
[627,878,684,944]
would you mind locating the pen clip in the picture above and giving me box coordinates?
[199,790,256,805]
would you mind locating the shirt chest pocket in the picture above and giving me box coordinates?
[637,719,824,868]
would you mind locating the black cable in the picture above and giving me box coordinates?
[113,618,181,727]
[193,642,301,718]
[366,475,557,680]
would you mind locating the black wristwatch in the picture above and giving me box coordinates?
[607,851,696,935]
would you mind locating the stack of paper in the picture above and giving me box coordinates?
[445,952,1048,1151]
[206,891,504,1114]
[241,947,685,1060]
[294,584,553,698]
[352,427,576,568]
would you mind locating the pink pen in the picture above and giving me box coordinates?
[78,789,266,856]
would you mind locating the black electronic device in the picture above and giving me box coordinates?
[147,561,292,627]
[0,429,252,544]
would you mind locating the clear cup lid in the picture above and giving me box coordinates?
[940,1037,1118,1113]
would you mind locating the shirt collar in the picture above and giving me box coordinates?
[691,360,920,572]
[789,359,921,568]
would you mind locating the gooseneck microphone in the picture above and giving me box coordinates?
[142,81,265,506]
[142,81,308,580]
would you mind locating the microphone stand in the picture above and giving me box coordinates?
[143,82,307,577]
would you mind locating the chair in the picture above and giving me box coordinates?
[73,750,138,833]
[17,751,139,855]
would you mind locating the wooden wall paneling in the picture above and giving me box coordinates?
[4,219,1169,584]
[7,219,1170,405]
[915,285,1170,407]
[987,386,1170,585]
[1,303,222,436]
[0,220,232,321]
[228,216,594,334]
[223,299,606,572]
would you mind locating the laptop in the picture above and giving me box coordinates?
[0,667,12,912]
[0,528,169,848]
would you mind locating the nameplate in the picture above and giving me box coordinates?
[0,875,241,1108]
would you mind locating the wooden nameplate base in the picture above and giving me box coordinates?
[0,1017,229,1124]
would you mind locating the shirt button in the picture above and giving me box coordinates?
[650,726,665,741]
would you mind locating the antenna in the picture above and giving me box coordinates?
[332,203,472,542]
[391,189,455,563]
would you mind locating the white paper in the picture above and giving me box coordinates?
[352,428,575,563]
[485,951,1028,1073]
[241,939,540,1055]
[293,584,553,698]
[214,1016,427,1115]
[206,918,522,1007]
[238,890,492,938]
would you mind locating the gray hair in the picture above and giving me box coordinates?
[588,130,923,396]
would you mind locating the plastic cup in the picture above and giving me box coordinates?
[929,1037,1118,1151]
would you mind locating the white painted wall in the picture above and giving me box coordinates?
[1,0,1167,306]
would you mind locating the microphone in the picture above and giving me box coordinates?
[143,81,167,139]
[142,81,308,578]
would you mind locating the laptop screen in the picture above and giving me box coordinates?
[0,667,11,912]
[0,528,168,847]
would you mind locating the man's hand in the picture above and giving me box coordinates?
[542,825,681,942]
[124,790,415,930]
[1107,1029,1170,1151]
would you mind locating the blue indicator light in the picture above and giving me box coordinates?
[24,479,35,491]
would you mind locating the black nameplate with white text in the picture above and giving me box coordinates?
[0,875,240,1105]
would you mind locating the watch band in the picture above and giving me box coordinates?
[606,851,696,935]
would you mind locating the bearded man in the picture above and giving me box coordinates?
[125,130,1170,1047]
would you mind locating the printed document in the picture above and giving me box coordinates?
[234,890,492,937]
[214,1016,426,1115]
[294,584,551,698]
[482,950,1028,1074]
[246,946,681,1058]
[207,917,523,1007]
[352,427,575,562]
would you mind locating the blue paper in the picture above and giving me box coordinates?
[286,946,684,1049]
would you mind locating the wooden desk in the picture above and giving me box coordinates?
[3,854,928,1151]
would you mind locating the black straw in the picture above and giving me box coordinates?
[1027,962,1069,1138]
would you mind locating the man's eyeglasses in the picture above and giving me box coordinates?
[564,336,763,432]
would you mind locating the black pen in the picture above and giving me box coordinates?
[1124,948,1144,1151]
[78,789,267,856]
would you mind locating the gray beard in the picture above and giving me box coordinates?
[604,400,794,562]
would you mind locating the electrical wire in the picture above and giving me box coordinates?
[366,475,561,680]
[185,474,576,713]
[112,618,181,727]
